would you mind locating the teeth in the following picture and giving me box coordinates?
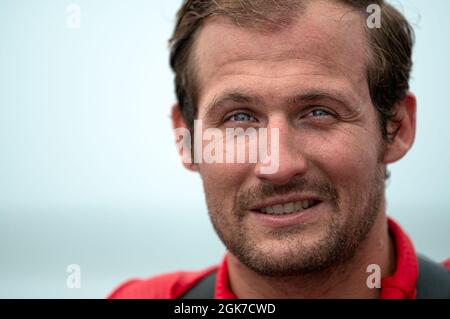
[302,200,309,209]
[273,204,284,214]
[259,200,316,215]
[284,202,294,213]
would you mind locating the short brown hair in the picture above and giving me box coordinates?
[169,0,414,142]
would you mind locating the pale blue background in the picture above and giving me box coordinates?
[0,1,449,298]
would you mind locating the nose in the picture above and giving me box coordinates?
[254,117,308,185]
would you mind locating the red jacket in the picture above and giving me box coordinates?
[108,218,450,299]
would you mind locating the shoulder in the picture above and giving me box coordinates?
[416,255,450,299]
[107,265,219,299]
[443,258,450,271]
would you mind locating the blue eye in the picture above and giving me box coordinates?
[310,109,332,117]
[228,112,255,122]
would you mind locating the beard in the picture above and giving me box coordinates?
[204,168,385,277]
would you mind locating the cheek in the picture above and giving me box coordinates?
[308,128,382,191]
[197,131,260,203]
[199,162,253,207]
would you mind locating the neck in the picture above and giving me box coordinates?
[227,211,396,299]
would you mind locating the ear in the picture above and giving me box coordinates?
[383,92,417,164]
[171,104,199,172]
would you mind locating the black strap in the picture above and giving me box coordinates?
[416,255,450,299]
[180,271,217,299]
[180,255,450,299]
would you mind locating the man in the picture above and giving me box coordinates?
[109,0,450,298]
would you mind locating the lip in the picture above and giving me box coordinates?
[249,201,324,228]
[249,194,322,211]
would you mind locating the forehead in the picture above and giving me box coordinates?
[192,0,371,110]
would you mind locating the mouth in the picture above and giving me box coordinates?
[249,197,324,227]
[256,199,321,216]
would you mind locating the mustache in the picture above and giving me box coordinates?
[234,177,340,215]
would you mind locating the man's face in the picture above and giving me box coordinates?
[192,0,387,275]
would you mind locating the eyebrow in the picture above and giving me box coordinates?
[287,90,356,109]
[204,88,358,117]
[204,90,266,117]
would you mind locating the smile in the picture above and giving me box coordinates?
[258,200,320,216]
